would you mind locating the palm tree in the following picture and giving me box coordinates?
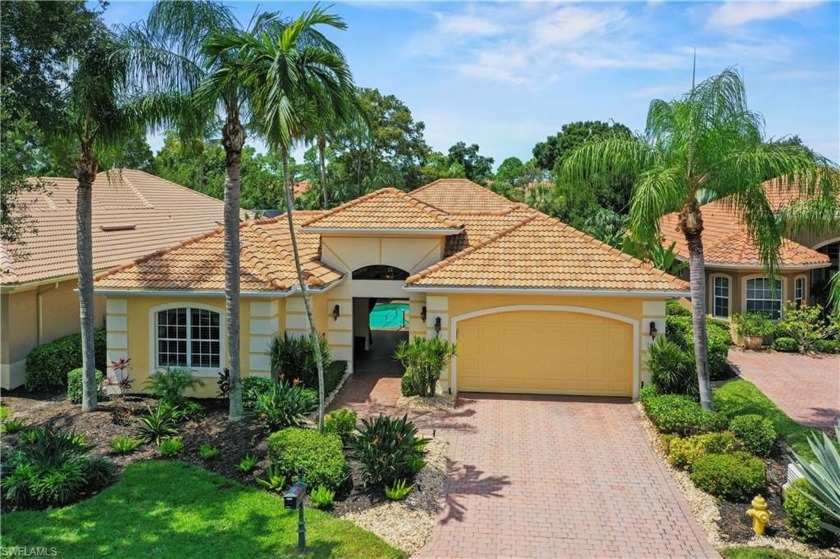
[560,69,838,410]
[120,1,280,422]
[207,6,354,430]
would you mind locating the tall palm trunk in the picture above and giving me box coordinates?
[75,140,98,412]
[680,201,713,410]
[222,106,244,422]
[318,135,328,208]
[281,147,326,431]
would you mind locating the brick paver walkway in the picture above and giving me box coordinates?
[728,348,840,428]
[329,377,718,558]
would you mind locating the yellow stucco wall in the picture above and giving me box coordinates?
[705,268,812,318]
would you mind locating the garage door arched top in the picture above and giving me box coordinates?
[351,265,409,281]
[451,304,639,329]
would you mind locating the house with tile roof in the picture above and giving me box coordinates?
[1,170,229,389]
[659,177,839,321]
[93,177,689,399]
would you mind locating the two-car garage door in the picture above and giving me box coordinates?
[456,310,634,397]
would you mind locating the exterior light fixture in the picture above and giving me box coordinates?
[420,306,427,322]
[332,304,340,321]
[649,321,658,339]
[434,317,442,333]
[284,481,307,551]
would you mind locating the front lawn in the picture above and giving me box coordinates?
[0,460,404,559]
[720,547,805,559]
[713,379,826,458]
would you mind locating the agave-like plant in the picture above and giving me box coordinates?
[793,424,840,534]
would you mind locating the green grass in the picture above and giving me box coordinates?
[713,379,826,458]
[720,547,805,559]
[1,460,404,559]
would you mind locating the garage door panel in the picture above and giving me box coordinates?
[457,311,633,397]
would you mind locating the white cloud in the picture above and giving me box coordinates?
[708,1,823,28]
[530,6,626,48]
[438,13,503,37]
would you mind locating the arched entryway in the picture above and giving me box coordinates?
[351,265,409,375]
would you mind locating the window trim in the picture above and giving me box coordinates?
[794,274,807,307]
[148,302,226,377]
[708,273,732,318]
[741,275,786,321]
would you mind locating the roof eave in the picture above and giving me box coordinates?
[402,285,691,298]
[300,227,463,237]
[704,262,831,270]
[93,275,346,299]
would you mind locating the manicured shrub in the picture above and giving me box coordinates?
[666,300,691,317]
[784,478,836,546]
[396,337,457,397]
[668,432,737,470]
[641,393,727,436]
[352,414,422,488]
[249,381,317,431]
[268,333,331,390]
[772,337,798,353]
[690,452,765,501]
[146,368,203,406]
[157,438,183,457]
[732,312,776,339]
[813,339,840,354]
[325,360,348,395]
[24,329,106,392]
[66,368,104,404]
[647,339,698,398]
[310,485,335,509]
[324,408,357,445]
[639,383,659,403]
[666,316,732,381]
[729,414,777,457]
[267,428,347,491]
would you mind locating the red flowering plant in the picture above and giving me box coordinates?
[106,356,133,397]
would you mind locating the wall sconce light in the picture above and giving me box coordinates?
[649,321,657,339]
[434,317,442,333]
[332,305,340,321]
[420,306,427,322]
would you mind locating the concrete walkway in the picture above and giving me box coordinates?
[728,348,840,428]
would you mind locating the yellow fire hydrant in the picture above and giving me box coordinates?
[746,495,772,535]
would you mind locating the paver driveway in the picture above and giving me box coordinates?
[416,394,718,559]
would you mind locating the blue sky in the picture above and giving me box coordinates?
[97,1,840,166]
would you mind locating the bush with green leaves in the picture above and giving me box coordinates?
[729,414,777,457]
[157,438,183,457]
[2,418,25,434]
[66,368,104,404]
[665,316,732,381]
[784,478,836,546]
[146,368,204,406]
[325,360,348,395]
[732,312,775,338]
[136,403,179,445]
[267,428,347,492]
[257,465,287,492]
[324,408,357,445]
[772,337,798,352]
[792,424,840,536]
[775,303,838,354]
[352,414,423,488]
[0,424,114,509]
[249,381,317,431]
[396,336,457,397]
[813,339,840,354]
[647,338,698,398]
[690,452,765,502]
[385,479,414,501]
[24,329,106,392]
[310,485,335,509]
[199,443,220,460]
[242,376,275,407]
[640,392,727,436]
[668,432,738,470]
[666,301,691,317]
[237,454,259,474]
[109,435,143,455]
[268,333,331,389]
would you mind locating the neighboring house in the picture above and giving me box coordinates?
[94,178,688,400]
[659,177,839,320]
[1,169,229,389]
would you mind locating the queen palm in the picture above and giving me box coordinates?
[206,6,354,430]
[560,69,838,410]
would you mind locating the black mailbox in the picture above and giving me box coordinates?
[284,481,307,510]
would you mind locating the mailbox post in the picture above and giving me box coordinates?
[284,481,307,551]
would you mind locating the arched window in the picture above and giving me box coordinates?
[154,306,222,369]
[352,265,409,281]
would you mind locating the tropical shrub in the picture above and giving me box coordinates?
[2,418,25,434]
[813,339,840,354]
[199,443,220,460]
[109,435,143,455]
[396,336,457,397]
[135,403,179,445]
[66,368,105,404]
[146,368,203,406]
[268,333,331,389]
[792,424,840,535]
[237,454,259,474]
[157,438,183,457]
[242,376,275,407]
[729,414,777,457]
[640,392,727,436]
[249,381,317,431]
[772,337,798,352]
[407,455,426,474]
[731,312,775,338]
[24,329,106,391]
[257,465,287,492]
[267,428,347,491]
[352,414,422,487]
[647,338,698,398]
[784,478,836,546]
[0,424,114,508]
[666,316,732,381]
[668,432,738,470]
[324,408,357,445]
[385,479,414,501]
[310,485,335,509]
[775,303,838,354]
[666,300,691,317]
[325,360,348,395]
[690,452,765,501]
